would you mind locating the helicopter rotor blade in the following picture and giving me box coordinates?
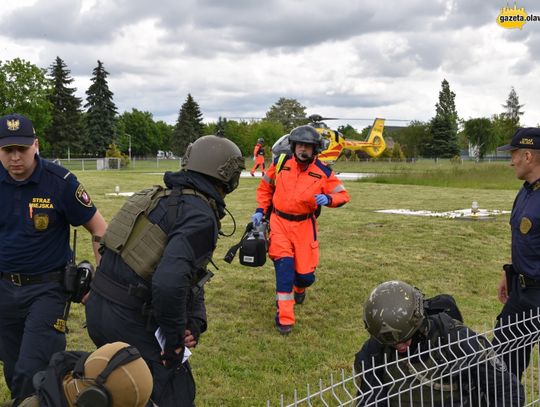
[307,114,340,122]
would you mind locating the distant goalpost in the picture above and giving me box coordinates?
[96,157,121,170]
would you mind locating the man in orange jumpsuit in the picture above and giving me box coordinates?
[252,125,350,335]
[250,137,266,176]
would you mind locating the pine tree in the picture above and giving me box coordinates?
[44,57,83,158]
[171,94,204,155]
[216,116,228,136]
[84,60,117,156]
[428,79,460,158]
[502,87,524,124]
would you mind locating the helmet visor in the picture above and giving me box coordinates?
[376,327,416,346]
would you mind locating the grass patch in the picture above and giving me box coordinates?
[0,160,520,405]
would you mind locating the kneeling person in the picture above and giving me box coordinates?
[354,281,524,406]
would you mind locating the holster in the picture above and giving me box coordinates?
[503,263,514,294]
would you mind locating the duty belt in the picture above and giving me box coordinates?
[0,270,63,286]
[518,273,540,288]
[274,209,313,222]
[91,269,151,311]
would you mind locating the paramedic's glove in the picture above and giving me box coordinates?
[252,211,264,226]
[315,194,330,206]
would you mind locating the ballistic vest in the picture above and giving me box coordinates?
[101,185,215,281]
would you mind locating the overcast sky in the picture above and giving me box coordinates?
[0,0,538,130]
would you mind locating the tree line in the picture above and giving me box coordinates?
[0,57,527,160]
[387,80,525,161]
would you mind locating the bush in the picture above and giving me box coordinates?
[105,143,130,168]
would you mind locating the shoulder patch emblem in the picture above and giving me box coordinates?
[520,217,532,234]
[76,184,93,207]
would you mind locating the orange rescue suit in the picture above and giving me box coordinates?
[251,143,265,175]
[255,155,350,326]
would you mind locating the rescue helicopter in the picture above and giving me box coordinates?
[271,114,387,164]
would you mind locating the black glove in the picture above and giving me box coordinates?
[161,346,184,370]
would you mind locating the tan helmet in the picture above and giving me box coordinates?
[63,342,152,407]
[363,281,425,345]
[182,135,245,193]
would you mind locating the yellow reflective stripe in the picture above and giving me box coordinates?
[276,153,288,174]
[262,174,274,184]
[331,184,346,193]
[276,293,294,301]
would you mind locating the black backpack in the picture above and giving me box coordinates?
[32,350,90,407]
[423,294,464,322]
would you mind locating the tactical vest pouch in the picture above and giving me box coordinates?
[102,186,171,281]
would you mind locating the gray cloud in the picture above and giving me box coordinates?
[0,0,539,126]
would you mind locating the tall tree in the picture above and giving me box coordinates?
[428,79,459,158]
[502,87,524,125]
[117,109,163,156]
[84,60,117,156]
[0,58,52,141]
[45,57,83,158]
[215,116,228,136]
[265,98,307,132]
[492,113,519,148]
[392,121,431,159]
[171,94,204,156]
[463,117,495,160]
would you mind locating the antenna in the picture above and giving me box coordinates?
[71,229,77,263]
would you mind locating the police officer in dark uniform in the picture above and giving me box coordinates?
[355,281,523,406]
[0,114,107,404]
[494,128,540,380]
[85,135,245,407]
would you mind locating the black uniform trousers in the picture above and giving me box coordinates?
[0,279,68,401]
[85,291,196,407]
[493,272,540,380]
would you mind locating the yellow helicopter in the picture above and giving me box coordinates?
[271,114,387,164]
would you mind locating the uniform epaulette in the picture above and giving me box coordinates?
[43,159,73,181]
[314,159,332,177]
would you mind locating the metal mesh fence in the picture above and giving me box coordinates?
[269,310,540,407]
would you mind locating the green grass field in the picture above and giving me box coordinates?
[0,158,522,405]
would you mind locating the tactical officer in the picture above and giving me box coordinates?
[252,125,350,335]
[0,114,107,403]
[493,128,540,380]
[85,135,245,407]
[1,341,153,407]
[355,281,524,406]
[250,137,265,176]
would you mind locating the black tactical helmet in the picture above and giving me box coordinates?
[288,125,324,154]
[363,281,425,345]
[182,135,245,194]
